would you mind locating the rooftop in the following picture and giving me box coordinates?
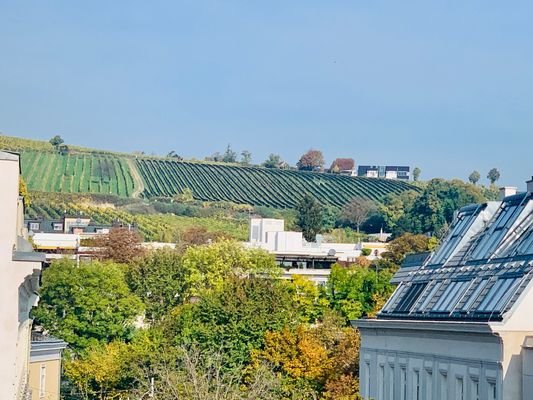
[379,190,533,322]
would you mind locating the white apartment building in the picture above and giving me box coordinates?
[0,151,46,399]
[354,180,533,400]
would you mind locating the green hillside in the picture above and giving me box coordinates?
[20,151,135,197]
[136,159,416,208]
[3,134,418,208]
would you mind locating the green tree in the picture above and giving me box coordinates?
[263,153,283,169]
[181,240,280,297]
[241,150,252,165]
[325,264,394,322]
[126,248,186,322]
[32,260,144,351]
[468,170,481,185]
[394,179,485,235]
[168,276,300,369]
[222,144,237,163]
[378,190,419,232]
[321,205,340,232]
[295,194,324,242]
[49,135,64,149]
[381,233,436,265]
[487,168,501,185]
[413,167,421,182]
[297,149,324,171]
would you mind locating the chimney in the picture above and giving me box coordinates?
[527,177,533,193]
[499,186,517,200]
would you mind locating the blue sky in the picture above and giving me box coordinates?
[1,1,532,188]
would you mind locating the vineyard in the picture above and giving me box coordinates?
[26,197,248,242]
[136,159,416,208]
[3,134,418,209]
[20,151,136,197]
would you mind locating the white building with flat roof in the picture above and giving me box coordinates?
[354,180,533,400]
[0,151,46,399]
[246,218,386,284]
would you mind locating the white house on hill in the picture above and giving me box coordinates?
[354,180,533,400]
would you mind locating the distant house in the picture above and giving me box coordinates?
[0,151,46,399]
[354,181,533,400]
[358,165,410,180]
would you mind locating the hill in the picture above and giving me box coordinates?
[2,134,418,208]
[136,158,415,208]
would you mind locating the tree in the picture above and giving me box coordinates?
[49,135,64,149]
[206,151,222,162]
[325,264,394,321]
[341,198,376,234]
[32,260,144,351]
[19,177,31,207]
[95,227,145,264]
[392,179,486,236]
[297,149,324,172]
[181,240,280,297]
[381,233,436,265]
[378,190,419,231]
[468,170,481,185]
[126,248,186,322]
[263,153,283,169]
[222,144,237,163]
[295,194,324,242]
[487,168,501,185]
[329,158,355,173]
[412,167,421,182]
[167,150,183,160]
[241,150,252,165]
[169,276,300,369]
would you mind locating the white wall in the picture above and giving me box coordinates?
[0,153,43,399]
[249,218,284,244]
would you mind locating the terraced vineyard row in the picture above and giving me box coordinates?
[20,151,135,197]
[136,159,416,208]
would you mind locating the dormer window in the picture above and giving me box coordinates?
[53,223,63,232]
[29,222,40,231]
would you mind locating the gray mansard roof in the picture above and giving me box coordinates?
[379,191,533,322]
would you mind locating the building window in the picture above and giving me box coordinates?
[470,378,479,400]
[378,365,384,400]
[400,368,407,400]
[388,364,395,400]
[364,362,370,398]
[39,364,46,399]
[426,370,433,400]
[488,381,496,400]
[53,223,63,231]
[440,372,448,400]
[413,370,420,400]
[456,377,464,400]
[29,222,40,231]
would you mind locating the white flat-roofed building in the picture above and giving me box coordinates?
[246,218,386,284]
[354,178,533,400]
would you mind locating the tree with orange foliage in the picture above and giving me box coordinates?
[96,227,145,264]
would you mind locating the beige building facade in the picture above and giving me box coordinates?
[0,151,45,399]
[355,181,533,400]
[28,334,67,400]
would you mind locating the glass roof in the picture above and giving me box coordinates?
[378,191,533,322]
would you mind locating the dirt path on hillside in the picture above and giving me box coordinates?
[126,158,145,198]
